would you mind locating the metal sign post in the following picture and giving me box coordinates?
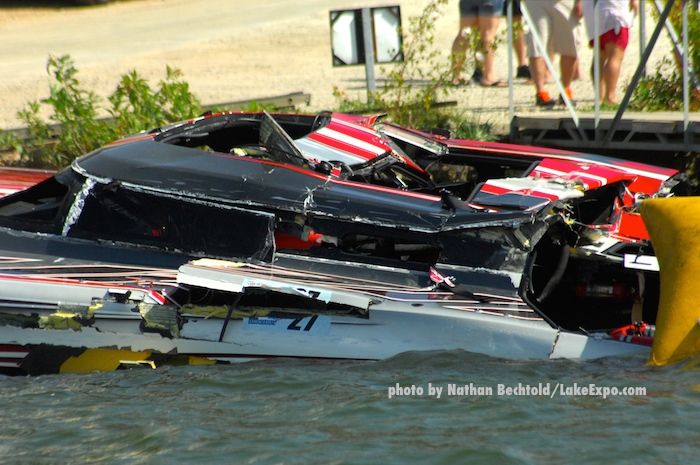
[506,0,514,124]
[640,0,646,77]
[361,8,377,95]
[594,0,600,141]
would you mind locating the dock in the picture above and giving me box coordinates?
[509,112,700,156]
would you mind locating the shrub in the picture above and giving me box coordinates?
[109,66,201,136]
[0,55,202,168]
[630,2,699,111]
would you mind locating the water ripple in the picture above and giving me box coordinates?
[2,351,699,464]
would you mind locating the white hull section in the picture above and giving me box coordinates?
[0,302,648,362]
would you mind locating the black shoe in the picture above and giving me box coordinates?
[536,92,556,108]
[516,65,531,79]
[471,67,483,84]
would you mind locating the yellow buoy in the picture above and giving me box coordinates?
[641,197,700,366]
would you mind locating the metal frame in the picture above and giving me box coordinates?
[652,0,700,89]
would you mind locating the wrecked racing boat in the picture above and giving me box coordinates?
[0,111,681,374]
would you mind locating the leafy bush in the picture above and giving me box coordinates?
[109,66,201,136]
[0,55,202,168]
[630,2,699,111]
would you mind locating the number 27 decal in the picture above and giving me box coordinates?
[287,315,318,332]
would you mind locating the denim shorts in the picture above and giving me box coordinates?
[502,0,522,16]
[459,0,505,17]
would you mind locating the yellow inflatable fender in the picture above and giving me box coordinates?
[641,197,700,366]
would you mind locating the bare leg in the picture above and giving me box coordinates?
[573,58,581,81]
[603,43,626,104]
[478,15,501,83]
[594,47,608,103]
[545,42,555,83]
[559,55,577,89]
[530,56,548,93]
[514,21,527,68]
[451,16,478,83]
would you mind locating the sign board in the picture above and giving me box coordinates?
[330,6,403,66]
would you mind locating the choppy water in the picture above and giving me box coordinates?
[2,351,699,465]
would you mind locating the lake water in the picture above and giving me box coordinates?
[2,350,699,465]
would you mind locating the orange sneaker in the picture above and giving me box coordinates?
[559,87,576,106]
[536,91,555,108]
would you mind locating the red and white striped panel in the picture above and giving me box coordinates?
[305,118,389,163]
[0,344,30,369]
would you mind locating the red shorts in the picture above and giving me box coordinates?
[589,27,630,50]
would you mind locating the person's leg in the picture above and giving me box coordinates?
[477,15,502,84]
[515,23,527,68]
[524,0,555,105]
[559,55,577,89]
[512,17,531,79]
[598,27,630,104]
[545,50,556,83]
[603,43,626,104]
[572,25,583,81]
[572,57,581,81]
[595,46,609,102]
[549,0,579,98]
[451,15,478,83]
[509,1,529,78]
[530,56,548,93]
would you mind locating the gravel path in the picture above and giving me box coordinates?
[0,0,672,133]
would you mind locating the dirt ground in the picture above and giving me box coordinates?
[0,0,673,133]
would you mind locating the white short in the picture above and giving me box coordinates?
[524,0,580,58]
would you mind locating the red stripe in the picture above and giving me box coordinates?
[147,290,167,305]
[0,344,30,354]
[328,118,387,139]
[479,184,511,195]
